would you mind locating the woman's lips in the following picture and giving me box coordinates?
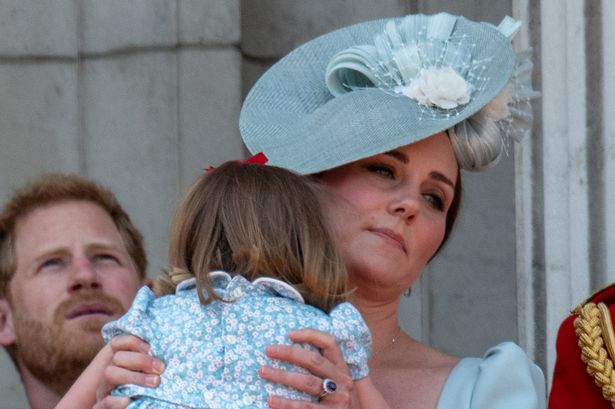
[369,228,407,253]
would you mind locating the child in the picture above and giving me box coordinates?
[80,160,371,408]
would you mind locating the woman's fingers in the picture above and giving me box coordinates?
[265,344,323,378]
[92,396,132,409]
[259,365,353,406]
[267,395,320,409]
[262,329,356,407]
[287,329,347,368]
[267,395,353,409]
[259,366,324,396]
[265,344,349,381]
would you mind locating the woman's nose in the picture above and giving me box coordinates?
[68,256,100,292]
[388,194,421,221]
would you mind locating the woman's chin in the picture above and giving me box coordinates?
[348,260,419,294]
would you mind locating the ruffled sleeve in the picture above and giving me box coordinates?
[101,286,157,344]
[436,342,546,409]
[329,302,372,380]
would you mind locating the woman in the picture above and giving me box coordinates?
[94,12,544,409]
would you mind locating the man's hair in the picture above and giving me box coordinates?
[0,173,147,298]
[154,162,348,312]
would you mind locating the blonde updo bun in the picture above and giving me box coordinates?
[448,115,504,172]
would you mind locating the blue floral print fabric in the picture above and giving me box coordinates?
[102,271,371,409]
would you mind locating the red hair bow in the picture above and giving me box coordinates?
[205,152,268,173]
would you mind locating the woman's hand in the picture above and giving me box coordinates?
[259,328,358,409]
[93,335,165,409]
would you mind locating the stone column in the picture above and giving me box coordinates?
[514,0,615,386]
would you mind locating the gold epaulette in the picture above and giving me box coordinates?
[573,301,615,407]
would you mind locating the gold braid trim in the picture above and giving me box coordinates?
[573,302,615,407]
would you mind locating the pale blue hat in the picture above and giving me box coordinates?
[240,13,537,174]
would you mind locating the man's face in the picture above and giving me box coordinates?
[5,200,143,393]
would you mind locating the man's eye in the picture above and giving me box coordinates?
[40,258,63,270]
[93,254,119,264]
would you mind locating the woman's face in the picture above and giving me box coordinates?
[319,132,458,296]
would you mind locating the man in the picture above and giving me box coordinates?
[0,173,148,409]
[549,284,615,408]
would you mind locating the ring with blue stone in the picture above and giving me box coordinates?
[318,378,337,399]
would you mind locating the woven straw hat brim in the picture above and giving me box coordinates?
[240,15,516,175]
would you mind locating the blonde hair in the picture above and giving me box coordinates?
[154,162,347,312]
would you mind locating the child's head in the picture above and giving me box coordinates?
[155,161,347,312]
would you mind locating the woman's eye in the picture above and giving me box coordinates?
[424,194,444,211]
[366,164,395,179]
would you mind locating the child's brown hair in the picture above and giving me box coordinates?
[154,162,347,312]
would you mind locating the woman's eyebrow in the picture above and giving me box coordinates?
[384,150,408,163]
[430,171,455,189]
[384,151,455,189]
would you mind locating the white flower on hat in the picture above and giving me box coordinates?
[398,67,472,110]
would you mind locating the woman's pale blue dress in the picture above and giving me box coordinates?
[436,342,546,409]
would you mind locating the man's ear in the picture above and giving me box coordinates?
[0,298,16,346]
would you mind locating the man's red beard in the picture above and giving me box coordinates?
[10,290,125,395]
